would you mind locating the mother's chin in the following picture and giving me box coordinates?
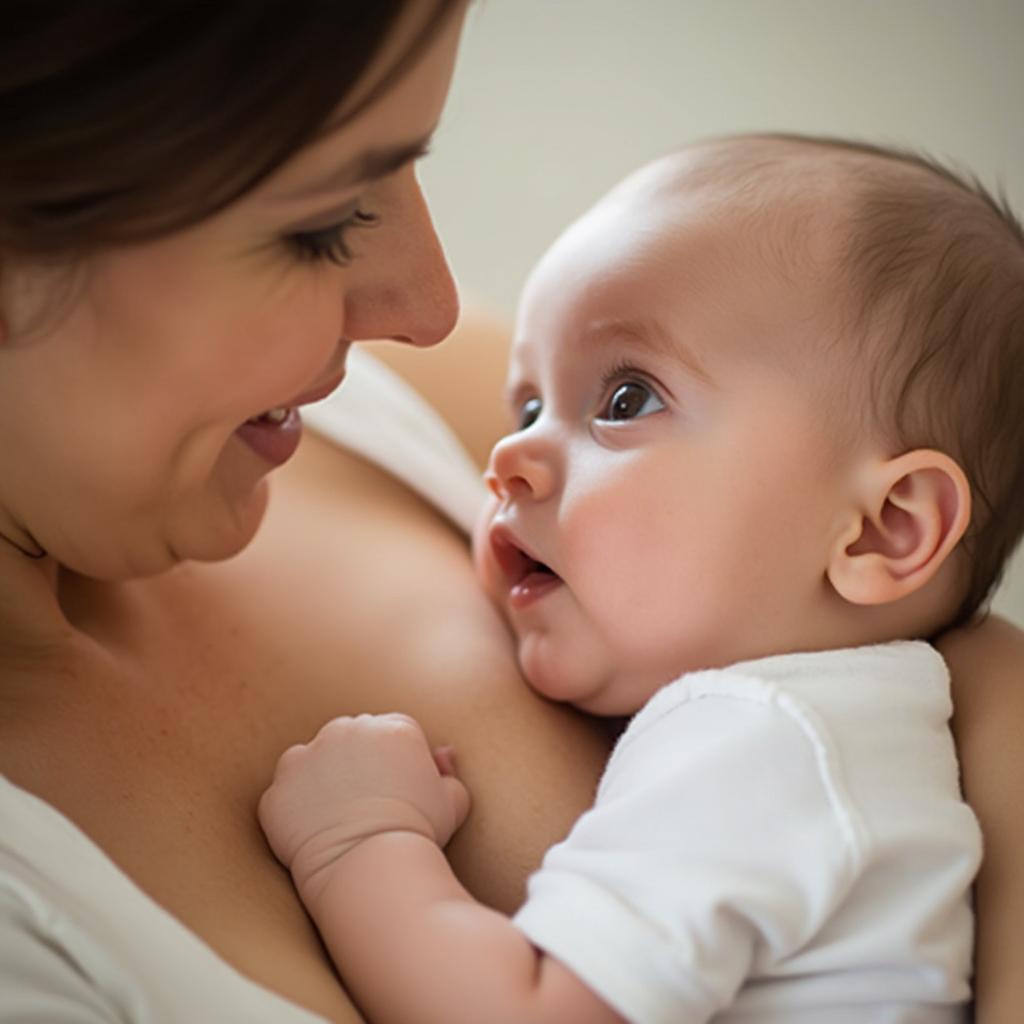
[163,475,273,576]
[56,483,270,583]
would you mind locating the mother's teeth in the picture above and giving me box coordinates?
[262,407,288,424]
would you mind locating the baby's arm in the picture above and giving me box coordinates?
[258,714,625,1024]
[939,615,1024,1024]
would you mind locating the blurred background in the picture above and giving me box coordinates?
[419,0,1024,625]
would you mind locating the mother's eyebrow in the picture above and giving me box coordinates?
[277,133,434,201]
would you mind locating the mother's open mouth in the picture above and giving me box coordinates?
[247,407,291,425]
[234,366,348,467]
[235,407,302,466]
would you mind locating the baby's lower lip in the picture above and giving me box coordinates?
[508,570,563,609]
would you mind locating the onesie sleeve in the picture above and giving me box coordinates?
[513,672,871,1024]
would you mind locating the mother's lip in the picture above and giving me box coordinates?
[287,369,347,408]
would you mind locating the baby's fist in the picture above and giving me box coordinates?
[258,714,470,899]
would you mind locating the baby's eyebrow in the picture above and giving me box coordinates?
[584,317,713,385]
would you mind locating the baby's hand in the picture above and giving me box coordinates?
[258,713,470,900]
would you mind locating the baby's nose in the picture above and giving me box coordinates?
[487,435,556,502]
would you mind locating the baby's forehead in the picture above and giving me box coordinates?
[554,141,860,320]
[615,140,857,252]
[514,139,873,387]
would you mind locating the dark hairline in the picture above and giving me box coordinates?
[276,134,437,202]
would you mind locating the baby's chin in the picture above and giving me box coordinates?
[570,688,643,718]
[515,638,639,718]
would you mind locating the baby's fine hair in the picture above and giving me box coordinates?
[710,134,1024,627]
[826,136,1023,627]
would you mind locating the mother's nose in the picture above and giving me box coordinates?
[344,175,459,347]
[485,432,557,502]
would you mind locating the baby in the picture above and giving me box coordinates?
[259,135,1024,1023]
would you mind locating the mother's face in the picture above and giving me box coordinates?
[0,2,464,580]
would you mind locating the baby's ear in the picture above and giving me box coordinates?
[827,449,971,606]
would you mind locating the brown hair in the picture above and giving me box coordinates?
[1,1,461,257]
[762,135,1024,626]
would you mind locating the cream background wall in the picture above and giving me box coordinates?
[420,0,1024,625]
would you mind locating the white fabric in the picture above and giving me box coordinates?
[304,344,488,535]
[514,642,982,1024]
[0,778,328,1024]
[0,350,484,1022]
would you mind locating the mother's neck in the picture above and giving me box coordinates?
[0,546,73,655]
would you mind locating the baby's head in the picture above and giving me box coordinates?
[474,135,1024,715]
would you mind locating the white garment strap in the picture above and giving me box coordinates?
[304,346,488,537]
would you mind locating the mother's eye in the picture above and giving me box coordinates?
[600,381,665,422]
[287,208,380,266]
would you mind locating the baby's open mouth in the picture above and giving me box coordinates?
[519,556,558,585]
[490,529,562,599]
[507,552,562,609]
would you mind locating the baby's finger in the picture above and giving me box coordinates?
[440,774,472,840]
[432,744,457,777]
[378,711,422,732]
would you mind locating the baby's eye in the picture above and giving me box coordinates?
[600,381,665,421]
[517,396,543,431]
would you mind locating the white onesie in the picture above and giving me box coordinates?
[514,642,981,1024]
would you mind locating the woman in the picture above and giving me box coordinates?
[0,4,1020,1022]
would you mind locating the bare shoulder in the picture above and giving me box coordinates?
[938,615,1024,1024]
[941,613,1024,736]
[367,302,513,469]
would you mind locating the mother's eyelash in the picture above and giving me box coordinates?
[287,209,380,266]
